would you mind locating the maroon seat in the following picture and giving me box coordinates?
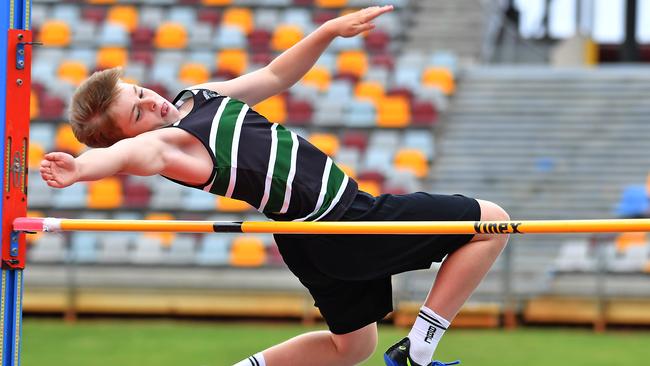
[357,170,385,186]
[411,100,438,126]
[293,0,314,6]
[342,131,368,152]
[248,29,272,53]
[39,93,65,121]
[371,53,394,71]
[123,178,151,209]
[131,27,155,50]
[364,30,390,53]
[81,6,106,25]
[197,8,221,27]
[286,98,313,126]
[313,10,337,24]
[131,49,154,67]
[251,52,274,67]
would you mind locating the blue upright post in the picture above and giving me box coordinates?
[1,1,32,365]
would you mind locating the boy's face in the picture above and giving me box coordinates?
[110,82,181,137]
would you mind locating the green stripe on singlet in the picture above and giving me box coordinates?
[211,99,246,195]
[308,163,346,221]
[265,126,294,212]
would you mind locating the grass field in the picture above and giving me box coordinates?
[22,319,650,365]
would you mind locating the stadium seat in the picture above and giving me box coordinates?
[87,177,123,209]
[28,142,45,170]
[254,95,287,124]
[70,232,99,263]
[411,100,438,126]
[315,0,347,8]
[312,99,344,126]
[364,29,390,53]
[27,171,53,208]
[144,212,176,247]
[55,124,86,156]
[183,188,218,211]
[422,67,456,95]
[138,5,165,30]
[357,179,381,197]
[179,63,210,85]
[106,5,138,32]
[222,8,254,35]
[38,94,66,121]
[286,98,313,126]
[52,4,80,25]
[86,0,119,4]
[337,162,357,180]
[248,29,272,53]
[394,148,429,178]
[30,123,55,151]
[335,147,361,172]
[201,0,233,6]
[282,8,313,31]
[429,50,459,76]
[271,25,304,52]
[57,60,88,86]
[341,130,368,152]
[39,20,71,47]
[167,235,196,265]
[98,23,130,47]
[216,49,248,77]
[308,133,339,157]
[188,23,214,50]
[337,50,368,79]
[154,22,188,49]
[214,26,247,49]
[123,177,151,209]
[196,235,231,266]
[230,236,266,267]
[97,234,131,264]
[217,196,251,212]
[96,47,129,69]
[131,237,165,264]
[343,99,376,127]
[615,232,648,253]
[354,81,384,103]
[254,8,280,31]
[403,130,435,160]
[28,235,66,263]
[330,36,363,52]
[72,21,97,47]
[82,6,106,24]
[30,90,39,120]
[554,239,596,272]
[376,96,410,128]
[361,146,393,173]
[324,79,353,101]
[52,183,88,209]
[301,66,331,92]
[369,129,400,150]
[197,7,221,27]
[168,6,197,29]
[150,176,184,210]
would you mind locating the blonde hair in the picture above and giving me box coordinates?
[68,67,125,148]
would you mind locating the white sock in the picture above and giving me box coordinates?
[407,306,450,365]
[233,352,266,366]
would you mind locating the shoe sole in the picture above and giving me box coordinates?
[383,353,401,366]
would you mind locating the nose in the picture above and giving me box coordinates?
[140,97,157,111]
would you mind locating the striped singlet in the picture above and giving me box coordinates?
[165,89,358,222]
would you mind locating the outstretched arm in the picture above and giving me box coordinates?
[194,5,393,106]
[40,134,169,188]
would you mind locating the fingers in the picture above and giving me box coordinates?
[361,5,393,23]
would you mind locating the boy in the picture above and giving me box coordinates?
[40,6,509,366]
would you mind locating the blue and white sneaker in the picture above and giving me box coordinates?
[383,337,460,366]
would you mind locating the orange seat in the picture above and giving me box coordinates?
[376,96,410,128]
[302,66,331,92]
[87,177,123,209]
[354,81,385,103]
[394,149,429,178]
[337,50,368,79]
[28,142,45,169]
[217,49,248,76]
[106,5,138,32]
[422,67,456,95]
[201,0,232,5]
[254,95,287,124]
[222,8,254,35]
[316,0,348,8]
[57,60,88,86]
[271,25,303,52]
[230,236,266,267]
[615,232,648,253]
[179,63,210,85]
[357,179,381,197]
[154,22,188,49]
[39,20,71,47]
[217,196,251,212]
[55,124,86,155]
[30,90,39,120]
[144,213,176,247]
[308,133,339,157]
[645,172,650,196]
[96,47,128,69]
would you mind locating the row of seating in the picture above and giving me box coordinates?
[28,231,283,267]
[34,0,404,9]
[554,235,650,273]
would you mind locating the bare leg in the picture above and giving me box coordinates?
[260,322,377,366]
[425,199,510,320]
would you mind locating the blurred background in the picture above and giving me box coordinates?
[24,0,650,364]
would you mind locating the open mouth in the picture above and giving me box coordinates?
[161,102,169,118]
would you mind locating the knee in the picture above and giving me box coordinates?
[331,324,378,364]
[476,200,511,247]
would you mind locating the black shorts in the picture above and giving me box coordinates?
[273,191,481,334]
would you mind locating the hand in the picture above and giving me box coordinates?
[326,5,394,38]
[39,152,79,188]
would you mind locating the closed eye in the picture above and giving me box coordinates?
[136,88,144,121]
